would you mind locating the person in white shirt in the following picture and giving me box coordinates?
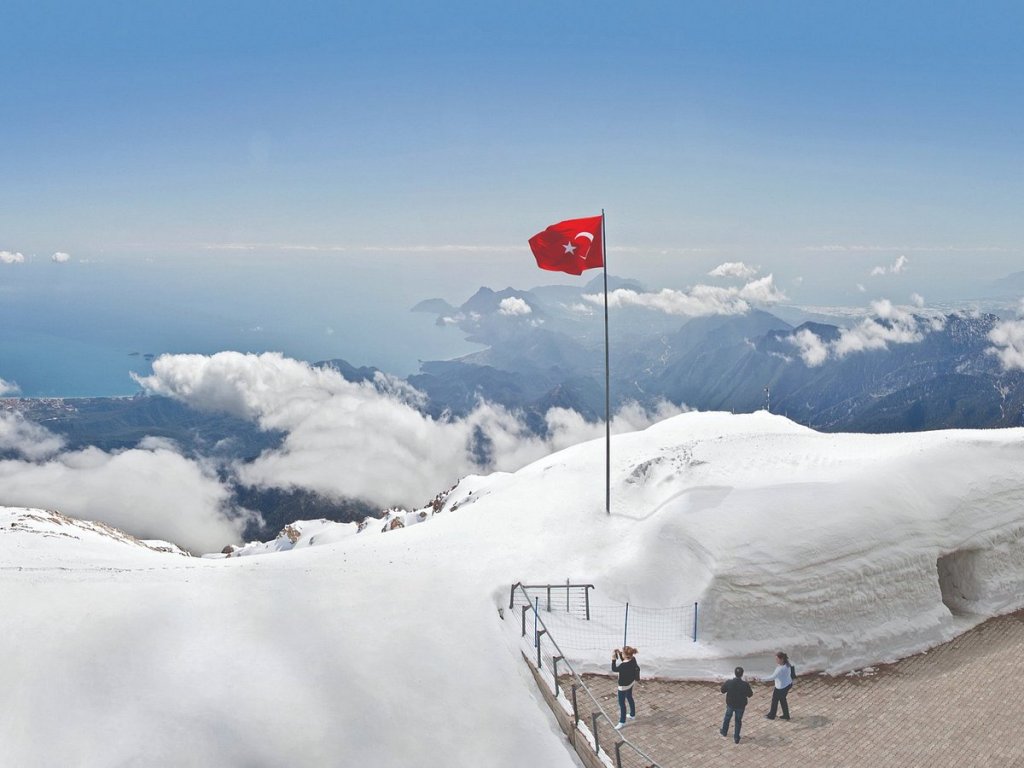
[763,651,794,720]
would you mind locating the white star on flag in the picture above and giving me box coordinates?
[562,241,577,255]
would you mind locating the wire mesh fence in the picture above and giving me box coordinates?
[510,583,663,768]
[510,581,698,651]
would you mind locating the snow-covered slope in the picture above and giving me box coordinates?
[3,411,1024,766]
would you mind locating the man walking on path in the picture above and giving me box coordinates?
[720,667,754,744]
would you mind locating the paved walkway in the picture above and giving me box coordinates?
[564,609,1024,767]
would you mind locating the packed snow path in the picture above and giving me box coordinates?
[568,608,1024,767]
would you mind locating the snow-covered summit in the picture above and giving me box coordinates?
[3,411,1024,766]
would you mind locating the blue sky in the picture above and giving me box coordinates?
[2,1,1024,392]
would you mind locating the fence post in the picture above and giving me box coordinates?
[552,655,563,698]
[509,582,519,610]
[521,605,528,638]
[566,578,570,613]
[591,713,601,755]
[546,585,552,612]
[693,601,698,642]
[614,740,624,768]
[536,629,546,668]
[585,585,591,621]
[571,684,579,727]
[623,602,629,647]
[534,597,539,645]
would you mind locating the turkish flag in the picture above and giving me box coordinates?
[528,215,604,275]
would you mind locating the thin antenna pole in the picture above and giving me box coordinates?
[602,209,610,515]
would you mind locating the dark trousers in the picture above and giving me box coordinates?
[721,705,745,742]
[768,684,791,718]
[617,687,635,723]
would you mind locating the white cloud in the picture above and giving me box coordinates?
[586,275,786,318]
[498,297,532,316]
[0,378,20,396]
[910,293,925,308]
[738,274,787,304]
[51,251,71,263]
[856,283,867,293]
[987,319,1024,371]
[0,412,66,460]
[788,299,932,366]
[870,254,909,276]
[1,251,26,264]
[134,352,685,510]
[708,261,758,279]
[788,329,830,367]
[832,299,924,358]
[541,401,689,455]
[0,439,250,553]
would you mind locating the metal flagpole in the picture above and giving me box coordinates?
[602,210,610,515]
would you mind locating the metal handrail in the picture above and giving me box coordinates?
[512,583,662,768]
[509,581,594,618]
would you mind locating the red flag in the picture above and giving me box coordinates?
[528,215,604,275]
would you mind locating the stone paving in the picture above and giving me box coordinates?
[561,609,1024,768]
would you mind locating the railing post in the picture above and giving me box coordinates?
[552,655,563,698]
[521,605,528,638]
[614,740,624,768]
[571,684,579,727]
[591,713,601,755]
[546,585,551,612]
[509,582,519,610]
[585,585,591,621]
[693,601,698,642]
[566,578,570,613]
[534,597,539,645]
[536,629,546,668]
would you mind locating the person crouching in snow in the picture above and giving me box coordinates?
[763,651,794,720]
[611,646,640,729]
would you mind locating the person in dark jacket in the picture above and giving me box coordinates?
[720,666,754,744]
[611,646,640,729]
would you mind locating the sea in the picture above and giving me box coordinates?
[0,256,483,398]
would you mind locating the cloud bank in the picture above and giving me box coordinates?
[0,412,66,460]
[134,352,685,508]
[585,275,786,317]
[0,378,20,396]
[0,415,251,552]
[788,299,937,367]
[51,251,71,263]
[1,251,26,264]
